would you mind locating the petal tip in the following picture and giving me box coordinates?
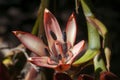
[12,31,22,36]
[28,57,33,62]
[44,8,49,13]
[71,12,75,18]
[70,12,76,20]
[12,31,25,36]
[12,31,17,35]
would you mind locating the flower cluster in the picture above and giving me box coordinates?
[13,8,85,72]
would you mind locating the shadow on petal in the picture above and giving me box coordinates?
[28,57,57,69]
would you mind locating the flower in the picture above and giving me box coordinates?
[12,8,85,72]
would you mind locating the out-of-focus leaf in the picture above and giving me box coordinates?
[75,0,79,14]
[100,71,120,80]
[25,67,38,80]
[25,67,47,80]
[73,49,100,65]
[54,72,72,80]
[2,57,13,67]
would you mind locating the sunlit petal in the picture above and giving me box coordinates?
[12,31,47,56]
[28,57,57,68]
[44,9,64,53]
[67,40,85,64]
[66,13,77,46]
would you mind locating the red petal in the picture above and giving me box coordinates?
[67,40,85,64]
[55,64,71,72]
[12,31,47,56]
[100,71,120,80]
[28,57,57,68]
[66,13,77,46]
[44,9,64,53]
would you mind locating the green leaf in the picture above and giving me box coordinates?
[31,0,50,35]
[86,12,111,71]
[87,21,100,49]
[94,54,107,78]
[80,0,94,17]
[73,49,100,65]
[86,17,108,39]
[73,0,101,65]
[80,0,101,49]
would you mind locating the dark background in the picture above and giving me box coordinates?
[0,0,120,77]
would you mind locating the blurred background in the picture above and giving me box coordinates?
[0,0,120,78]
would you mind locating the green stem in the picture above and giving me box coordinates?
[94,54,107,79]
[32,0,50,36]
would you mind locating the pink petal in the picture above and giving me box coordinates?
[66,13,77,46]
[44,9,64,52]
[28,57,57,68]
[67,40,85,64]
[12,31,47,56]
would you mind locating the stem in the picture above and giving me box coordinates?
[75,0,79,14]
[32,0,50,37]
[94,54,107,79]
